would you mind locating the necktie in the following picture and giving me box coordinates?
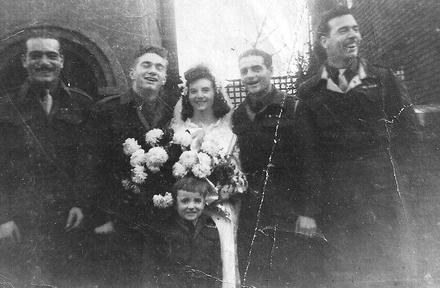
[338,69,349,92]
[41,89,53,115]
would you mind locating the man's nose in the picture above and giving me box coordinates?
[147,66,158,75]
[348,29,361,40]
[39,55,51,65]
[187,201,195,209]
[245,70,256,80]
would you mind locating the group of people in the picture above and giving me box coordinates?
[0,6,418,288]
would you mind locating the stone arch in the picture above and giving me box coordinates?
[0,22,128,99]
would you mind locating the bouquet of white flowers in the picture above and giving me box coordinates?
[122,128,246,209]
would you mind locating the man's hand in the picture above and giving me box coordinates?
[94,221,115,234]
[0,221,20,243]
[295,216,317,238]
[65,207,84,231]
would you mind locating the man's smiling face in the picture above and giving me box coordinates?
[321,14,362,66]
[130,52,168,94]
[22,38,64,85]
[239,55,273,96]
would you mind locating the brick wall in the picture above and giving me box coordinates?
[309,0,440,104]
[352,0,440,104]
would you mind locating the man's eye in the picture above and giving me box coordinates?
[180,198,189,204]
[155,64,165,71]
[141,63,152,68]
[240,69,248,75]
[189,89,197,94]
[47,53,59,60]
[202,88,210,93]
[251,67,262,72]
[29,52,42,59]
[194,198,202,203]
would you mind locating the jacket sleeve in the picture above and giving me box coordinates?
[382,68,420,166]
[293,98,322,218]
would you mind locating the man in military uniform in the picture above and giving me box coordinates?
[0,33,93,287]
[232,49,323,288]
[83,45,178,287]
[297,6,418,286]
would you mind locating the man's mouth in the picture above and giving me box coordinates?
[246,81,259,87]
[345,42,358,51]
[144,77,158,82]
[36,68,54,73]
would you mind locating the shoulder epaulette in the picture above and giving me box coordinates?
[67,87,93,102]
[96,94,121,105]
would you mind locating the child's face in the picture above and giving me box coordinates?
[176,190,205,222]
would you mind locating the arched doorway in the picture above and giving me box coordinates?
[0,24,128,100]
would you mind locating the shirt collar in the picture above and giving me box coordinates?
[17,78,68,103]
[320,59,368,93]
[245,85,284,112]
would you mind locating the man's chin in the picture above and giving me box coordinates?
[29,77,57,86]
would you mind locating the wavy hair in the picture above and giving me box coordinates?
[181,65,230,121]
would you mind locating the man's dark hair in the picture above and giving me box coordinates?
[239,49,273,69]
[314,6,353,63]
[316,5,353,37]
[133,45,169,66]
[22,29,63,55]
[181,64,230,121]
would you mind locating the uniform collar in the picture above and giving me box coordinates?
[321,58,368,93]
[309,58,378,92]
[244,85,284,113]
[17,78,70,102]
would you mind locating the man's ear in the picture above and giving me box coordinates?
[129,68,135,80]
[59,54,64,69]
[320,35,328,50]
[21,54,27,69]
[268,65,274,76]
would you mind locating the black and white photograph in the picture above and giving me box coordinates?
[0,0,439,287]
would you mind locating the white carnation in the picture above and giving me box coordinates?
[129,149,146,167]
[123,138,141,155]
[172,162,187,178]
[145,147,169,171]
[197,152,212,167]
[173,130,192,147]
[191,163,212,178]
[152,192,174,208]
[179,150,198,168]
[131,165,147,184]
[145,129,164,146]
[201,138,221,157]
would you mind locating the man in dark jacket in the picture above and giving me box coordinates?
[0,34,93,287]
[232,48,323,288]
[297,6,419,286]
[82,45,178,287]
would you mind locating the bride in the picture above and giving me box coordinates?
[171,64,235,155]
[171,64,242,288]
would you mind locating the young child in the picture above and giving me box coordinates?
[144,176,221,288]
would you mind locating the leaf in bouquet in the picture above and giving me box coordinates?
[160,128,174,146]
[167,143,184,163]
[204,204,231,223]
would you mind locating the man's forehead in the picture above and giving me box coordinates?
[328,14,358,31]
[26,38,60,52]
[136,52,168,66]
[239,55,266,68]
